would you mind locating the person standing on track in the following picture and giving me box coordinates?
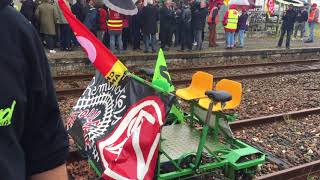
[0,1,69,179]
[207,3,222,48]
[35,0,58,53]
[141,0,158,53]
[277,4,296,49]
[193,0,208,51]
[160,0,174,51]
[293,6,308,41]
[223,4,239,49]
[179,2,192,52]
[305,3,319,43]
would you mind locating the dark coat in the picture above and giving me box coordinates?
[295,9,308,23]
[20,0,36,22]
[71,1,86,22]
[83,7,98,33]
[193,7,208,30]
[160,6,174,29]
[237,13,248,30]
[190,1,200,26]
[159,6,174,40]
[141,4,158,35]
[182,5,191,27]
[281,9,296,30]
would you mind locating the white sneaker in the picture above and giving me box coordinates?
[49,50,56,54]
[193,42,197,46]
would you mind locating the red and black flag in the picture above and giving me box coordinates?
[58,0,175,179]
[67,72,174,179]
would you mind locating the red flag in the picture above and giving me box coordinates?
[265,0,274,16]
[58,0,127,84]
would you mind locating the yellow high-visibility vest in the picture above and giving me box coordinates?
[225,9,238,30]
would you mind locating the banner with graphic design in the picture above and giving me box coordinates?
[58,0,127,84]
[265,0,274,16]
[66,72,174,179]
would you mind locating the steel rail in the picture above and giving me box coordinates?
[230,107,320,130]
[56,67,320,96]
[53,59,320,81]
[258,159,320,180]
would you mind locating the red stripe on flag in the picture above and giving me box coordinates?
[58,0,119,76]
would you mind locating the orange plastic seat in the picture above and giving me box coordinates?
[198,79,242,111]
[176,71,213,101]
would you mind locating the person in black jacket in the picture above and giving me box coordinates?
[0,1,69,179]
[189,0,200,45]
[130,1,143,50]
[71,0,86,22]
[20,0,36,24]
[277,4,296,49]
[141,1,158,53]
[293,6,308,40]
[179,3,192,51]
[193,0,208,50]
[159,0,174,50]
[174,3,182,47]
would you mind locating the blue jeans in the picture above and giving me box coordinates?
[238,29,245,47]
[308,22,315,41]
[109,30,123,53]
[226,31,235,47]
[143,34,156,52]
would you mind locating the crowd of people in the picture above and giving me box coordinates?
[277,3,319,49]
[17,0,250,54]
[17,0,320,54]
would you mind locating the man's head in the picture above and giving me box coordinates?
[188,0,195,5]
[200,0,206,8]
[87,0,95,6]
[288,4,293,10]
[312,3,317,9]
[165,0,172,8]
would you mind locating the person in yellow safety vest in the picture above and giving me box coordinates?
[222,4,239,49]
[107,9,125,53]
[207,3,222,47]
[305,3,319,43]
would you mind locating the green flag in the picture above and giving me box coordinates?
[152,49,175,92]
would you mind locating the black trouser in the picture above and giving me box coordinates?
[181,24,192,50]
[44,34,55,50]
[174,23,182,46]
[60,24,72,49]
[122,27,129,50]
[160,26,171,49]
[132,32,141,49]
[278,28,292,48]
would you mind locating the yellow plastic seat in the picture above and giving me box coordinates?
[198,79,242,111]
[176,71,213,101]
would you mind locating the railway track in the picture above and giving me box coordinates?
[67,107,320,179]
[54,59,320,96]
[56,69,320,97]
[54,59,320,81]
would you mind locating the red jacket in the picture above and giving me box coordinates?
[99,8,108,31]
[107,9,124,31]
